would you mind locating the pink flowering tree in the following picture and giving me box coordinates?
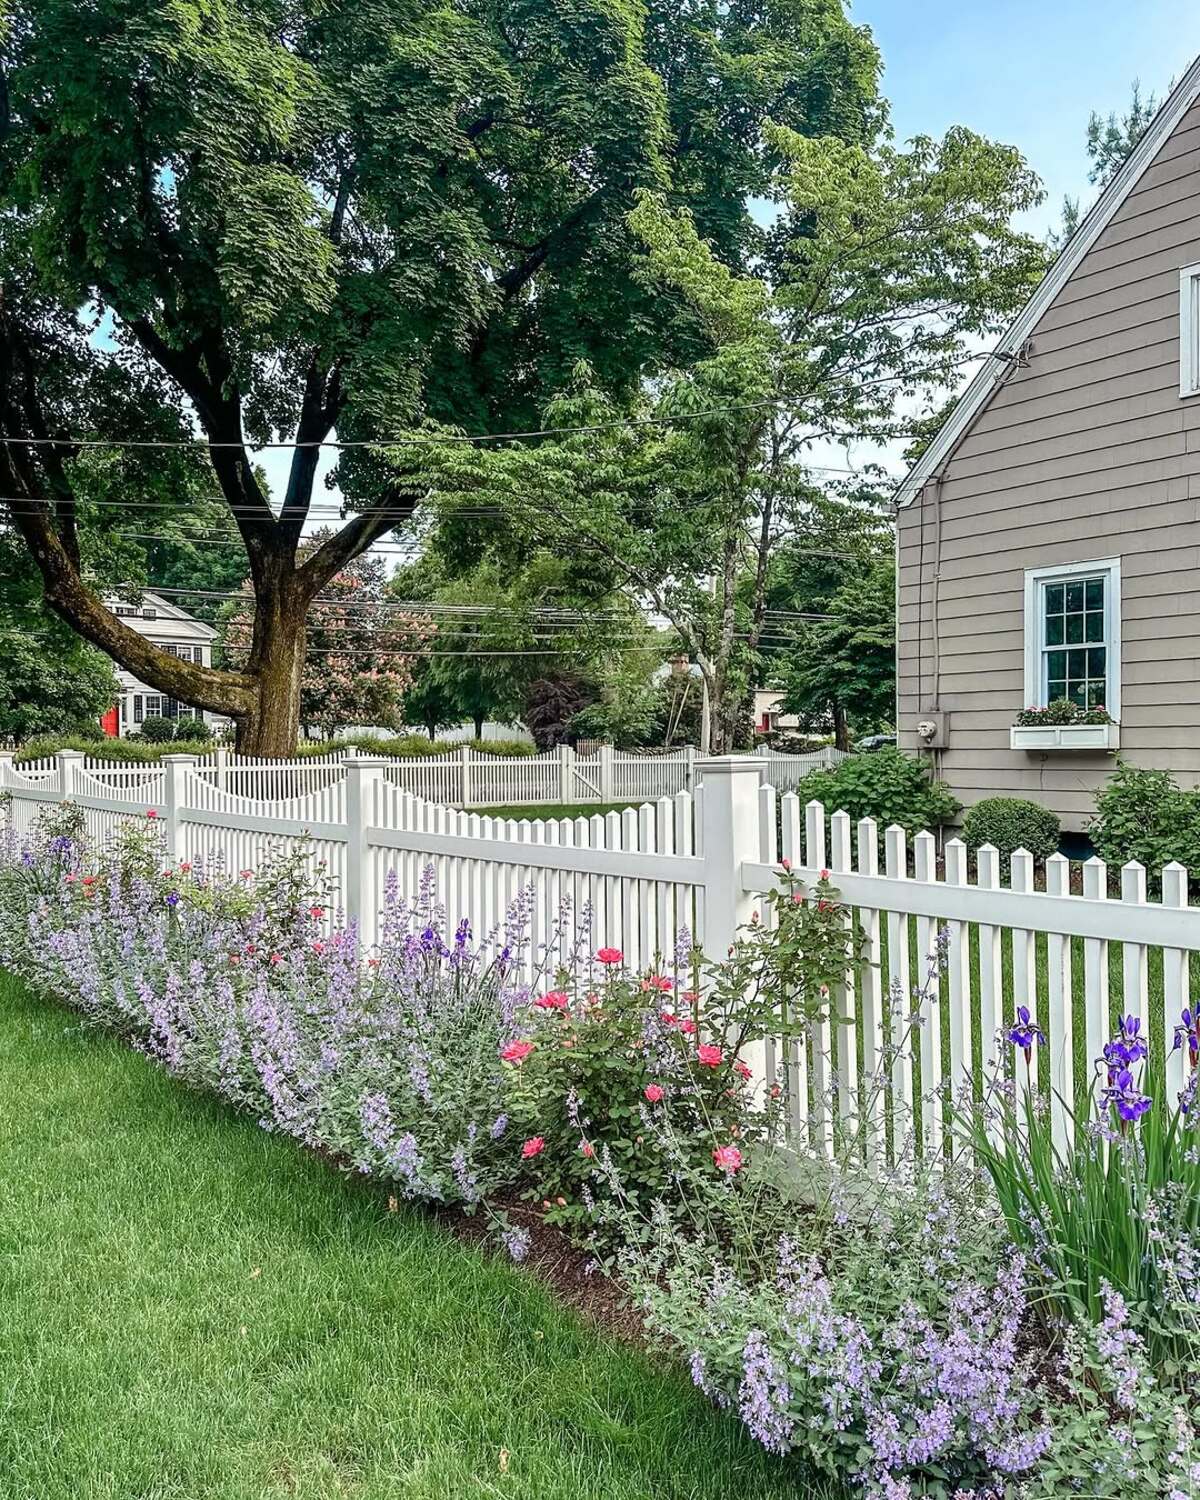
[221,536,432,741]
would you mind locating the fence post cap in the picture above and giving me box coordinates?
[693,754,766,776]
[160,753,199,763]
[345,755,389,769]
[56,748,86,759]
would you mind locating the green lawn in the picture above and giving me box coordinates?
[472,802,639,821]
[0,971,835,1500]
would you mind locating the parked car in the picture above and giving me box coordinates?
[856,733,897,752]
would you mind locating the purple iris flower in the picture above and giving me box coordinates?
[1172,1007,1200,1070]
[1102,1066,1152,1124]
[1006,1005,1044,1065]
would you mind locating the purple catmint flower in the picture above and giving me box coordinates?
[501,1225,530,1263]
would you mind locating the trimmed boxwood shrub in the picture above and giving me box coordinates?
[793,747,959,835]
[961,797,1060,863]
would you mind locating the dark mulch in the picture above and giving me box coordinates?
[435,1194,650,1346]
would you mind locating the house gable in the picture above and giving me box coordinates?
[898,53,1200,507]
[895,62,1200,831]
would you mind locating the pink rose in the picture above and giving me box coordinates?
[644,1083,665,1104]
[145,808,158,820]
[697,1044,722,1068]
[596,947,623,965]
[734,1059,752,1081]
[819,868,831,880]
[780,857,791,871]
[713,1144,743,1173]
[641,974,674,992]
[534,990,570,1011]
[521,1136,545,1159]
[678,1017,697,1036]
[579,1140,595,1158]
[501,1040,535,1065]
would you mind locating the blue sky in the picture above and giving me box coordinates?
[860,0,1200,236]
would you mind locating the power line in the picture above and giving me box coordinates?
[0,400,915,455]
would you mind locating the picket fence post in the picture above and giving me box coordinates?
[697,755,767,1080]
[160,754,197,862]
[55,747,84,801]
[345,756,386,955]
[683,744,696,792]
[0,750,14,788]
[213,744,229,793]
[598,742,614,802]
[558,743,575,803]
[460,745,474,808]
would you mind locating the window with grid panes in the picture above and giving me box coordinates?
[1041,574,1109,709]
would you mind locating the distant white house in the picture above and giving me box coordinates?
[101,591,220,738]
[752,689,800,736]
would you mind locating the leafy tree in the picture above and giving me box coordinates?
[1052,81,1158,250]
[220,538,428,741]
[0,532,118,741]
[405,124,1044,750]
[0,0,880,753]
[778,561,895,749]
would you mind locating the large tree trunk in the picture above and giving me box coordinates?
[235,585,309,755]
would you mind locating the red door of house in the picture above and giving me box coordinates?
[100,705,119,738]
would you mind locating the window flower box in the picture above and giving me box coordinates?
[1009,720,1120,752]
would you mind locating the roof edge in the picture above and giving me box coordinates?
[895,53,1200,508]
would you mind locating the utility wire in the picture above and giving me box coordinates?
[0,399,917,454]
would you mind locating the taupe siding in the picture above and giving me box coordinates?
[897,97,1200,830]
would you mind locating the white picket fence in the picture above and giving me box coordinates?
[5,748,1192,1167]
[9,742,845,809]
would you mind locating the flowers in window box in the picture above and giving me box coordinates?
[1014,699,1113,727]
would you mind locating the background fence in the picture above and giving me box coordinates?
[8,742,846,809]
[5,748,1193,1168]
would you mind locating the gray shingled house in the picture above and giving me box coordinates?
[896,56,1200,832]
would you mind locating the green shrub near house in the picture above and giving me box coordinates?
[961,797,1060,863]
[1091,761,1200,875]
[793,746,959,835]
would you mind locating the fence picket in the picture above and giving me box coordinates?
[1081,856,1111,1073]
[1162,862,1190,1110]
[943,839,973,1136]
[805,801,834,1156]
[829,811,858,1142]
[912,831,943,1159]
[884,825,913,1159]
[855,817,885,1168]
[1045,852,1074,1150]
[1120,862,1150,1040]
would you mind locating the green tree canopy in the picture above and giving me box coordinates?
[778,559,896,748]
[0,533,118,741]
[401,121,1045,749]
[0,0,880,753]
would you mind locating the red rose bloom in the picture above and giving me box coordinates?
[644,1083,665,1103]
[697,1044,722,1067]
[521,1136,545,1159]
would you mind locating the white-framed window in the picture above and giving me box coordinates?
[1023,558,1121,719]
[1180,262,1200,396]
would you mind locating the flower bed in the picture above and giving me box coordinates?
[2,807,1200,1497]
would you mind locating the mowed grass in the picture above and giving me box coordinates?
[471,802,639,821]
[0,971,839,1500]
